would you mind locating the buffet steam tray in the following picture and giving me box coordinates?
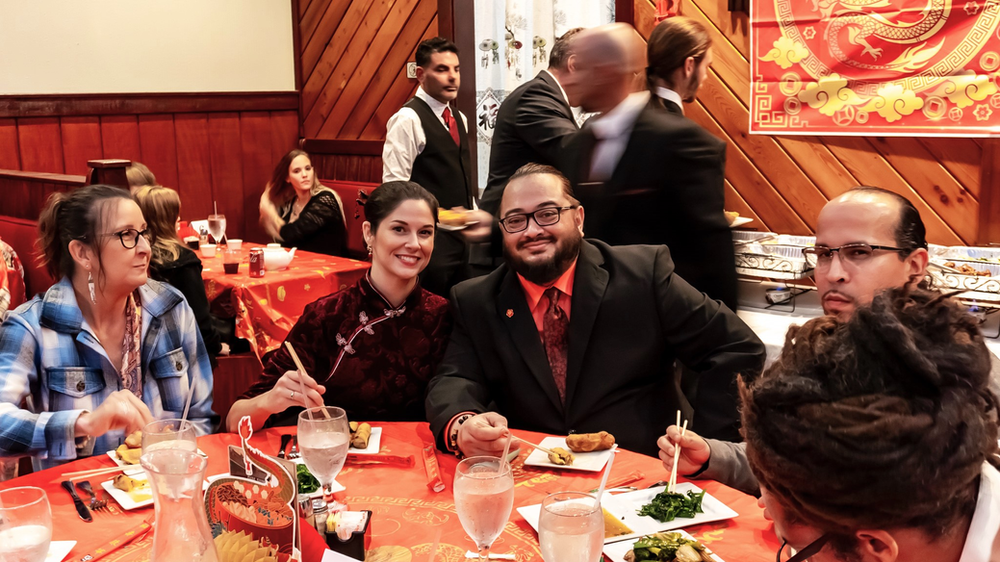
[928,245,1000,303]
[733,232,815,280]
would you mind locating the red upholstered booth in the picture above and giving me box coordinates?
[0,216,56,301]
[322,179,376,259]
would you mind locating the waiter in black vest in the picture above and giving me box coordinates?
[383,37,482,297]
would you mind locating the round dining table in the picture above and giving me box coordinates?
[0,422,781,562]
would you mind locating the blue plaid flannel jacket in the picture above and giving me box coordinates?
[0,277,215,468]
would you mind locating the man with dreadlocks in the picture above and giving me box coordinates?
[748,288,999,561]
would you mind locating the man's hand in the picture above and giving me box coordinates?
[75,390,155,438]
[457,412,512,457]
[459,209,494,242]
[657,425,712,476]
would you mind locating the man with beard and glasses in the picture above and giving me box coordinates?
[424,164,765,457]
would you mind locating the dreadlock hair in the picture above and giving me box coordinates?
[741,287,998,555]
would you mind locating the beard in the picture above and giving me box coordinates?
[503,230,582,286]
[681,72,702,103]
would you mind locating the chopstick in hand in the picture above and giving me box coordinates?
[668,413,689,493]
[284,341,330,419]
[509,435,558,456]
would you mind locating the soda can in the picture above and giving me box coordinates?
[249,248,265,278]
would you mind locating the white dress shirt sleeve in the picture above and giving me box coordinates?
[382,107,426,183]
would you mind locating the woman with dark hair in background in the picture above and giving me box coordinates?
[134,185,227,360]
[258,149,348,257]
[0,185,214,468]
[228,181,451,430]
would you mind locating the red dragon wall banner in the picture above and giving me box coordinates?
[750,0,1000,135]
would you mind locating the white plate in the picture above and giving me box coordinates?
[349,426,382,454]
[602,529,725,562]
[101,473,154,509]
[517,482,737,545]
[523,436,613,472]
[437,220,480,232]
[730,217,754,228]
[45,541,76,562]
[105,447,207,474]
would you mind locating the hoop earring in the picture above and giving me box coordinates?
[87,271,97,304]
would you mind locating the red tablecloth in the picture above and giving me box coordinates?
[200,245,370,361]
[0,423,781,562]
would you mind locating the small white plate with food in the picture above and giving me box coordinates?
[437,209,479,231]
[101,473,154,510]
[523,434,615,472]
[603,530,724,562]
[348,423,381,454]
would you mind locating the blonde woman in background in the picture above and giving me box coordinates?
[135,186,226,359]
[259,149,348,257]
[125,162,157,193]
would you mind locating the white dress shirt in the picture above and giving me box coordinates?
[587,91,650,182]
[382,87,469,183]
[959,461,1000,562]
[655,86,685,115]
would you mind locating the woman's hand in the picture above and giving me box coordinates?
[75,390,155,438]
[264,369,326,414]
[657,425,712,476]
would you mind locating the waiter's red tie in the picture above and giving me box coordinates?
[443,106,461,146]
[542,287,569,403]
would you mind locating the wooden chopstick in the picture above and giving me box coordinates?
[62,464,132,482]
[510,435,559,456]
[669,417,688,493]
[284,341,331,419]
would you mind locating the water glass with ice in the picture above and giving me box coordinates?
[297,407,350,499]
[453,456,515,561]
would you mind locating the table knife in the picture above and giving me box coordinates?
[61,480,93,522]
[278,434,293,459]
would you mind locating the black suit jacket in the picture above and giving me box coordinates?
[481,71,579,215]
[425,240,765,456]
[567,103,739,311]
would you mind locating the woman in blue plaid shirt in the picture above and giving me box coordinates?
[0,185,215,469]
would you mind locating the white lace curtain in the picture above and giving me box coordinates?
[472,0,615,189]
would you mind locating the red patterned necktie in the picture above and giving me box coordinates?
[542,287,568,403]
[442,106,460,146]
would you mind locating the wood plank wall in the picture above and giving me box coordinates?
[0,94,301,243]
[297,0,440,182]
[627,0,997,245]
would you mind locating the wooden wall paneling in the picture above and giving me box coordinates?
[723,179,766,230]
[269,110,300,164]
[338,0,436,138]
[0,119,19,169]
[300,0,315,17]
[820,137,963,244]
[917,137,981,199]
[978,139,1000,244]
[301,0,380,119]
[687,0,750,57]
[99,115,141,163]
[301,0,351,80]
[315,0,423,138]
[359,16,436,139]
[173,114,214,220]
[0,93,298,119]
[17,118,64,173]
[303,0,396,136]
[59,117,103,175]
[207,113,246,241]
[866,137,978,243]
[137,114,180,189]
[687,101,812,234]
[240,112,275,243]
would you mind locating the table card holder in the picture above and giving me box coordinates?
[205,417,301,562]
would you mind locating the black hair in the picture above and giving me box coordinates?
[548,28,584,70]
[415,37,459,68]
[503,163,579,214]
[847,186,928,252]
[365,181,440,232]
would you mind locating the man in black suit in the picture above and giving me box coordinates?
[563,21,738,311]
[480,28,583,216]
[425,164,765,457]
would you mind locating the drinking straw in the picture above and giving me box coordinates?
[498,427,513,473]
[180,375,195,424]
[594,444,619,506]
[427,526,442,562]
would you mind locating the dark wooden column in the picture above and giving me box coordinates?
[86,159,131,190]
[978,140,1000,245]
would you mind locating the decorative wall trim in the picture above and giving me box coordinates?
[0,92,300,118]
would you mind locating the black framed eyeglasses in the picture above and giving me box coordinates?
[498,206,576,234]
[105,228,149,249]
[776,534,830,562]
[801,243,910,268]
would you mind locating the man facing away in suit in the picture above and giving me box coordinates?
[562,21,739,312]
[480,27,584,216]
[425,163,765,458]
[383,37,477,297]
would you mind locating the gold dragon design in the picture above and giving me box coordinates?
[819,0,950,71]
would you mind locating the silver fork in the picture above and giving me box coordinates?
[288,436,300,460]
[76,481,109,512]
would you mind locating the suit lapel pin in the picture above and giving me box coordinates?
[506,309,514,318]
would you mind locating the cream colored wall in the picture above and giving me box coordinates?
[0,0,295,94]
